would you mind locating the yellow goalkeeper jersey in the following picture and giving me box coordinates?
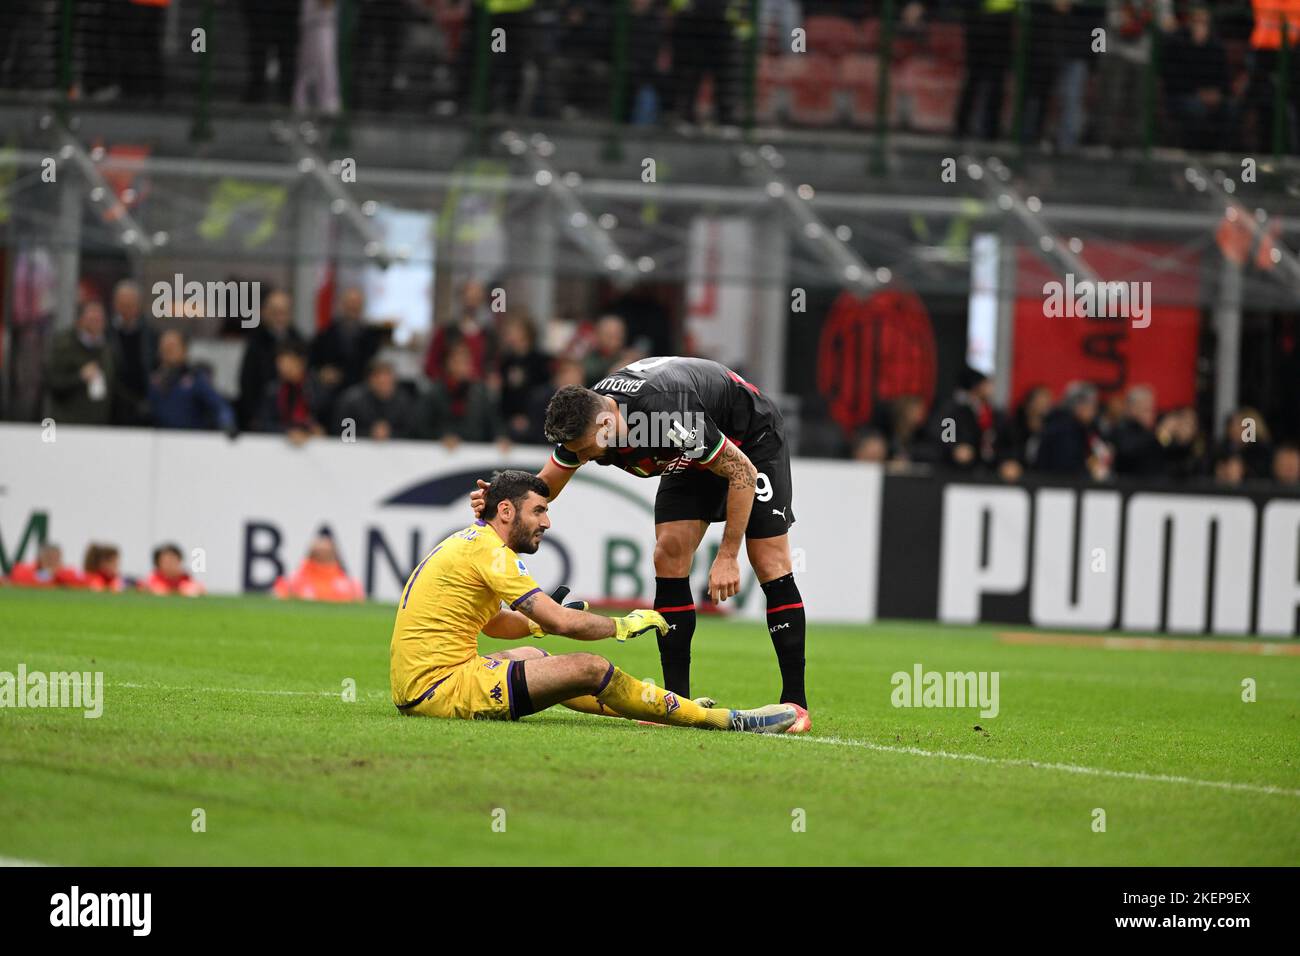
[389,520,541,707]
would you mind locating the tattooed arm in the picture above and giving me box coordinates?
[705,440,757,602]
[513,591,616,641]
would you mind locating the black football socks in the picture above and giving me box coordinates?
[761,572,807,708]
[654,576,696,698]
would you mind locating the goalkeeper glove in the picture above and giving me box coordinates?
[613,609,669,643]
[526,586,590,637]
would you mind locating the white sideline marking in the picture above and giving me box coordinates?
[111,682,386,700]
[773,734,1300,799]
[0,856,48,867]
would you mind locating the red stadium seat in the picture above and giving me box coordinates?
[785,55,840,126]
[928,21,965,63]
[756,54,781,124]
[804,15,860,59]
[839,53,887,127]
[861,18,881,52]
[897,57,962,134]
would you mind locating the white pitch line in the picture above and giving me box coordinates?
[0,856,49,867]
[109,682,387,700]
[771,734,1300,799]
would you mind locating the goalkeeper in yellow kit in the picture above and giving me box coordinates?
[390,470,799,733]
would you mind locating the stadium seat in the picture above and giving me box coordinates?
[804,15,861,59]
[928,21,965,64]
[756,54,782,125]
[839,54,886,128]
[784,55,840,127]
[861,18,881,53]
[896,57,963,134]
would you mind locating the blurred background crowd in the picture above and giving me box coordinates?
[0,1,1297,153]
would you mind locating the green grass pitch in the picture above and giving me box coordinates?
[1,589,1297,866]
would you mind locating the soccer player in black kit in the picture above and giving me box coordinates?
[470,356,811,733]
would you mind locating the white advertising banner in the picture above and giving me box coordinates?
[0,425,880,623]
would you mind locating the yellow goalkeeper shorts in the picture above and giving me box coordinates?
[397,656,517,721]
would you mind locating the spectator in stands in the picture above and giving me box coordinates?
[1036,381,1109,478]
[672,0,740,125]
[6,544,82,588]
[1096,0,1175,149]
[627,0,667,124]
[1162,3,1233,152]
[1213,449,1246,487]
[1111,384,1166,476]
[580,314,637,386]
[334,359,415,440]
[1271,442,1300,486]
[1221,406,1274,479]
[424,279,494,383]
[552,355,586,389]
[45,299,116,426]
[149,330,237,432]
[415,339,504,447]
[82,543,126,593]
[1024,1,1101,152]
[310,286,383,396]
[256,341,326,442]
[120,0,168,103]
[485,0,538,114]
[355,0,408,111]
[852,429,889,463]
[932,366,1002,472]
[1001,384,1053,470]
[1159,406,1206,480]
[1242,0,1300,154]
[141,544,205,597]
[240,0,300,105]
[954,0,1018,141]
[295,0,341,115]
[273,534,365,601]
[239,289,305,429]
[873,394,930,465]
[497,314,553,442]
[108,280,154,426]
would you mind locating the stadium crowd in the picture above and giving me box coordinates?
[850,369,1300,488]
[25,271,1300,490]
[1,2,1298,153]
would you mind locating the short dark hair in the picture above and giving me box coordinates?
[482,470,551,520]
[544,385,606,444]
[153,543,182,566]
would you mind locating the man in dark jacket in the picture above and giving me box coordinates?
[109,279,155,426]
[148,330,236,431]
[45,300,117,426]
[309,286,383,395]
[1036,381,1107,478]
[334,359,415,440]
[414,339,503,446]
[238,289,305,429]
[1162,3,1232,151]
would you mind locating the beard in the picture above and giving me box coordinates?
[508,524,542,554]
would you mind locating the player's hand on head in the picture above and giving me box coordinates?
[469,479,489,518]
[613,609,668,642]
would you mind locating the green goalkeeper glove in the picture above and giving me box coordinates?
[613,609,669,643]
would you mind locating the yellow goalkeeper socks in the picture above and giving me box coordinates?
[561,695,618,717]
[594,665,731,730]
